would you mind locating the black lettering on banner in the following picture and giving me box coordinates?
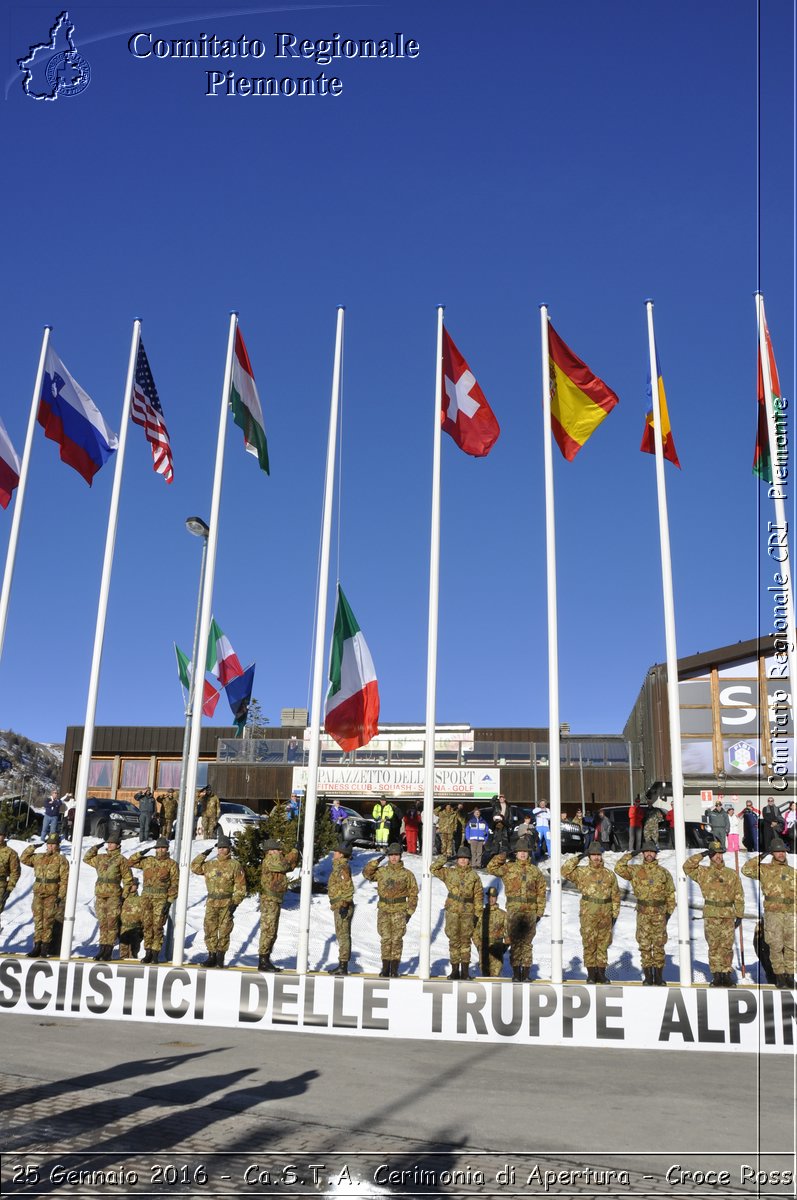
[120,964,145,1015]
[727,991,757,1044]
[54,961,69,1011]
[490,980,523,1036]
[658,990,694,1042]
[695,990,725,1043]
[86,965,114,1014]
[422,980,450,1032]
[70,962,84,1012]
[762,990,777,1044]
[145,965,158,1017]
[239,975,269,1023]
[25,961,53,1011]
[303,977,328,1027]
[781,992,796,1045]
[161,968,191,1019]
[272,976,299,1025]
[0,957,22,1008]
[595,987,624,1040]
[457,983,488,1035]
[332,976,357,1029]
[194,967,206,1020]
[362,979,390,1030]
[561,985,590,1038]
[527,984,557,1036]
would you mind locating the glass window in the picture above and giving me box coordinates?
[157,761,182,788]
[679,709,714,735]
[196,762,209,789]
[680,740,714,775]
[719,707,759,734]
[120,759,149,789]
[767,683,794,735]
[88,759,113,787]
[679,680,712,705]
[605,741,629,764]
[717,659,758,678]
[496,742,531,763]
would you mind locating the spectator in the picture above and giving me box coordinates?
[782,801,796,847]
[596,808,612,851]
[464,807,489,868]
[483,814,510,863]
[725,806,741,853]
[707,799,730,852]
[62,793,76,840]
[493,794,511,826]
[329,800,347,827]
[40,792,62,839]
[741,799,761,852]
[761,797,781,853]
[286,793,301,820]
[403,805,421,855]
[628,796,644,854]
[533,799,551,859]
[135,788,156,841]
[664,804,674,847]
[287,736,300,763]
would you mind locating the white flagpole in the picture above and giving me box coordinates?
[540,305,563,985]
[755,293,797,717]
[645,300,691,985]
[0,326,51,666]
[60,319,140,959]
[419,305,444,981]
[297,305,345,974]
[172,311,238,966]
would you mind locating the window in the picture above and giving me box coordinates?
[88,759,113,788]
[120,759,149,789]
[157,761,182,789]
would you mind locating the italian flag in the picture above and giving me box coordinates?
[174,643,221,717]
[325,586,380,752]
[206,619,244,686]
[229,327,269,475]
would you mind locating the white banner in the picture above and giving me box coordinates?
[292,766,500,798]
[0,960,792,1054]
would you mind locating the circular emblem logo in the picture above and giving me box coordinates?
[45,50,90,97]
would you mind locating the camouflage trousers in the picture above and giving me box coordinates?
[443,908,477,962]
[0,885,9,919]
[95,893,122,945]
[259,898,283,957]
[376,907,408,960]
[333,906,353,963]
[440,833,455,858]
[507,904,538,968]
[580,905,613,967]
[204,898,236,953]
[703,917,735,973]
[764,910,796,974]
[119,929,142,959]
[472,923,506,976]
[634,908,669,968]
[140,895,171,951]
[32,893,63,945]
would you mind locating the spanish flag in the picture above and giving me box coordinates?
[641,343,680,468]
[548,323,619,461]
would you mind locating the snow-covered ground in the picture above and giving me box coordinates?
[0,838,775,984]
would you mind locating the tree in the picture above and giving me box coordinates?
[233,798,339,895]
[246,698,270,739]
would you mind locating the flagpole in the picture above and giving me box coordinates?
[645,300,691,985]
[60,319,140,959]
[172,312,238,966]
[418,305,445,981]
[540,305,563,984]
[755,293,797,719]
[0,326,51,666]
[297,306,345,974]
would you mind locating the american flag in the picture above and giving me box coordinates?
[130,339,173,483]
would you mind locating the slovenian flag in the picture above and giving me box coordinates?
[0,417,21,509]
[37,346,118,485]
[324,585,380,752]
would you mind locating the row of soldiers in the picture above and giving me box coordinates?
[0,820,794,985]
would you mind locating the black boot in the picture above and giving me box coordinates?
[461,963,472,980]
[391,961,400,977]
[201,952,217,968]
[652,967,663,986]
[725,972,736,988]
[586,966,597,983]
[216,953,226,968]
[448,962,460,980]
[599,968,610,984]
[27,942,42,958]
[379,960,391,977]
[259,956,280,973]
[330,962,347,976]
[102,945,114,961]
[39,943,50,958]
[93,947,104,961]
[643,967,653,986]
[142,949,153,964]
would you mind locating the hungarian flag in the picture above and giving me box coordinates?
[229,327,269,475]
[0,417,20,509]
[441,329,500,457]
[174,643,221,717]
[548,323,619,460]
[206,619,244,686]
[754,312,781,484]
[641,341,680,467]
[325,585,380,752]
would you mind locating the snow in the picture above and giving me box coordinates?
[0,839,775,984]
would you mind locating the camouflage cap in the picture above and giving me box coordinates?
[514,838,531,854]
[386,842,402,855]
[155,837,170,848]
[45,832,60,845]
[641,840,659,853]
[106,828,122,844]
[707,840,724,855]
[335,844,353,858]
[456,844,472,859]
[216,835,232,850]
[770,836,788,853]
[485,886,498,898]
[262,839,283,852]
[586,840,604,855]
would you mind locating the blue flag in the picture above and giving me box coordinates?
[226,663,255,735]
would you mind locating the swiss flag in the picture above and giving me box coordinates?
[441,329,500,457]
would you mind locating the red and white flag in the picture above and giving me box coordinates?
[0,417,20,510]
[206,619,244,686]
[441,329,500,457]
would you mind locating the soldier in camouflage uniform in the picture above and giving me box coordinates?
[614,840,675,985]
[363,842,419,977]
[0,823,21,934]
[83,833,134,960]
[326,845,355,975]
[643,805,663,846]
[485,837,547,981]
[119,878,144,960]
[21,833,70,957]
[431,844,482,979]
[684,840,745,986]
[128,837,179,963]
[562,840,621,983]
[258,838,299,972]
[473,886,508,977]
[159,790,178,840]
[191,834,246,967]
[437,805,458,858]
[200,788,221,839]
[741,836,796,989]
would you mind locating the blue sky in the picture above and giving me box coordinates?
[0,0,793,744]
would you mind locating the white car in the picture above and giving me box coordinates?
[217,802,263,837]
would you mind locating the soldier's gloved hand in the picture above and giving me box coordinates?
[203,848,212,857]
[339,905,350,919]
[735,917,742,929]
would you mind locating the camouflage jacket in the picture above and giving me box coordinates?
[0,844,21,891]
[127,850,179,901]
[327,860,355,911]
[437,809,458,836]
[614,854,675,914]
[83,845,133,897]
[643,810,663,840]
[683,853,744,918]
[740,856,797,912]
[485,856,547,915]
[191,853,246,904]
[20,846,69,899]
[120,891,144,929]
[260,848,299,901]
[474,904,508,945]
[362,859,418,914]
[159,796,178,822]
[561,856,621,917]
[431,858,482,916]
[202,793,221,822]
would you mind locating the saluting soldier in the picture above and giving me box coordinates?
[326,845,355,975]
[258,838,299,972]
[431,843,482,979]
[437,805,458,858]
[562,840,621,983]
[684,840,745,987]
[83,832,134,960]
[614,840,675,985]
[159,790,178,840]
[741,836,796,989]
[21,833,69,958]
[485,837,547,981]
[200,787,221,839]
[128,837,179,963]
[119,878,144,960]
[363,842,418,977]
[0,823,21,933]
[191,834,246,968]
[473,886,508,977]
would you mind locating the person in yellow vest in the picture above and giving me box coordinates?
[372,799,394,849]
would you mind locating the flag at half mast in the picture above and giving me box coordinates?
[754,312,782,485]
[641,341,680,468]
[548,323,619,460]
[325,585,380,751]
[230,327,269,474]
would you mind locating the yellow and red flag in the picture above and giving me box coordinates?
[641,342,680,468]
[754,313,780,484]
[548,323,619,460]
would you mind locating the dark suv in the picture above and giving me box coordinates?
[600,804,711,851]
[83,798,143,840]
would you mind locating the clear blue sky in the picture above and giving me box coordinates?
[0,0,793,744]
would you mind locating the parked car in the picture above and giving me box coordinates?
[217,801,263,837]
[511,806,585,854]
[329,803,376,848]
[84,798,142,840]
[601,804,712,851]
